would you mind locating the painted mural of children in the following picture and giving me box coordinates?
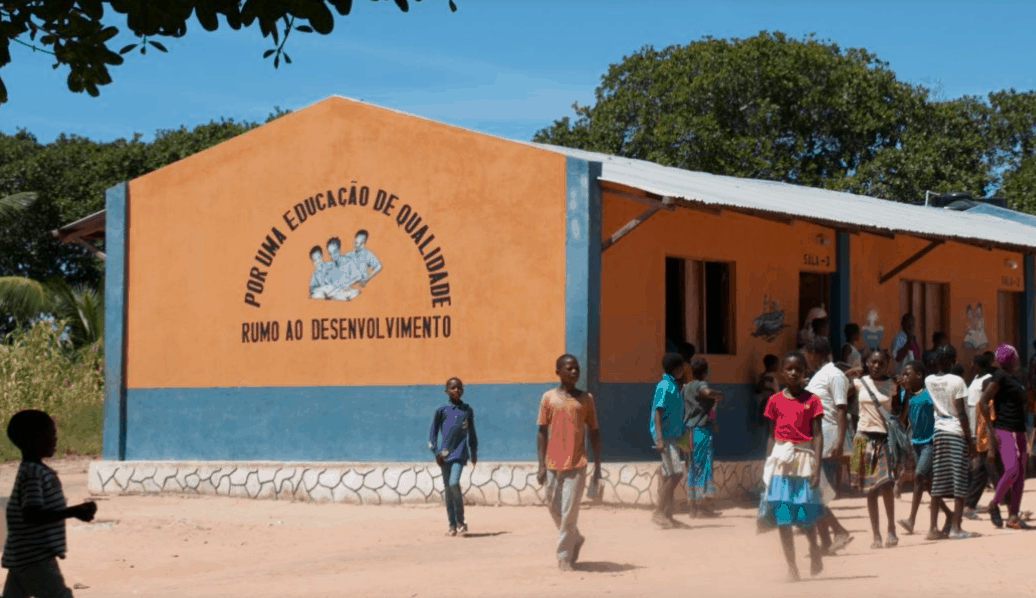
[536,355,602,572]
[308,245,336,299]
[325,237,361,301]
[3,410,98,598]
[347,229,382,288]
[759,352,825,582]
[683,357,722,518]
[861,309,885,351]
[650,353,687,529]
[428,377,478,537]
[963,304,990,350]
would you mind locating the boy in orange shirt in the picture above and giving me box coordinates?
[536,354,602,572]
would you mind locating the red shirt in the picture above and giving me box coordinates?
[765,391,823,443]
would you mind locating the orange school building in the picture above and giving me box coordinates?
[99,96,1036,470]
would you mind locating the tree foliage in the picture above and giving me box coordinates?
[0,111,287,291]
[535,32,1036,209]
[0,0,457,104]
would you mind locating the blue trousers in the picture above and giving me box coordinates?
[440,461,465,528]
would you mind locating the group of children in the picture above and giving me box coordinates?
[4,337,1028,590]
[756,328,1033,582]
[649,345,723,528]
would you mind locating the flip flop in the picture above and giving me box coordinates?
[924,530,946,541]
[885,534,899,548]
[948,530,976,540]
[1006,519,1032,531]
[988,504,1004,528]
[829,534,854,552]
[870,539,884,549]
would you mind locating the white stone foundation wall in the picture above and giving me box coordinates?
[88,460,764,506]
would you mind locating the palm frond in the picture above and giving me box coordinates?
[0,276,52,322]
[47,278,104,347]
[0,192,38,220]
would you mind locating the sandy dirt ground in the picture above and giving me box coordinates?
[0,456,1033,598]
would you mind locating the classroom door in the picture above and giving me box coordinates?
[799,272,831,335]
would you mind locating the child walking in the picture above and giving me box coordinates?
[760,352,825,582]
[3,410,97,598]
[964,352,998,519]
[536,354,602,571]
[683,357,723,518]
[850,349,901,549]
[898,360,954,535]
[979,344,1030,530]
[428,377,478,537]
[650,353,687,528]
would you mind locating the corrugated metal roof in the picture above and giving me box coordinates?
[532,143,1036,252]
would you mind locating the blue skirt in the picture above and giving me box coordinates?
[758,474,825,529]
[687,426,716,498]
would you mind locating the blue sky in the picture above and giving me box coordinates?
[1,0,1034,144]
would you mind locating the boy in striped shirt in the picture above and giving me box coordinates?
[3,410,97,597]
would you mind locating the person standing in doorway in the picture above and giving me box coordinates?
[892,314,921,374]
[650,353,687,529]
[798,307,828,350]
[536,355,602,572]
[428,377,478,537]
[803,336,854,554]
[979,344,1030,530]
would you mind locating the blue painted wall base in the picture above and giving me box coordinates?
[121,383,556,461]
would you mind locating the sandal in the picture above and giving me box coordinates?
[829,534,854,552]
[988,504,1004,528]
[1006,519,1032,530]
[948,530,976,540]
[885,534,899,548]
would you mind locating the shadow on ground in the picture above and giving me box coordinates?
[575,562,641,573]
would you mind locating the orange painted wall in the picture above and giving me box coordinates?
[125,98,567,388]
[600,192,836,384]
[851,234,1025,368]
[600,192,1029,385]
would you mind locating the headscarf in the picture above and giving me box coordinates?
[995,343,1018,368]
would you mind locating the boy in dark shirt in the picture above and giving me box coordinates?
[3,410,97,598]
[429,378,478,537]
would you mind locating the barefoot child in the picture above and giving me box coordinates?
[428,377,478,537]
[3,410,98,597]
[926,345,976,540]
[683,357,722,517]
[650,353,687,528]
[760,352,825,582]
[803,336,854,554]
[536,355,602,571]
[898,360,954,535]
[850,349,901,549]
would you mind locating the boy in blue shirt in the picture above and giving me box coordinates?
[650,353,687,529]
[429,378,478,537]
[897,360,953,535]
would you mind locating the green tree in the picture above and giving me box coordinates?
[0,115,274,289]
[534,32,927,191]
[0,0,457,104]
[535,32,1036,209]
